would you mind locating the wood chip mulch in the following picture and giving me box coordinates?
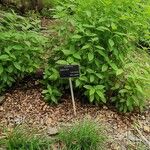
[0,83,149,150]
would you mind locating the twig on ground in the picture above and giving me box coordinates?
[135,126,150,148]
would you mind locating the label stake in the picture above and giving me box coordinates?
[59,65,79,116]
[69,78,77,116]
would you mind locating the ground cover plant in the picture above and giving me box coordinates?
[57,119,106,150]
[0,125,51,150]
[43,0,150,112]
[0,121,107,150]
[0,10,47,94]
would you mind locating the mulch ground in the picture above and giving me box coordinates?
[0,79,149,150]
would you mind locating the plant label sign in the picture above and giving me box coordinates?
[59,65,80,78]
[59,65,80,116]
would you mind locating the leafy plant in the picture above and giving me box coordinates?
[43,0,150,112]
[57,119,106,150]
[42,84,62,104]
[0,10,47,94]
[112,50,150,112]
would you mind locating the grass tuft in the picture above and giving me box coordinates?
[0,125,51,150]
[57,119,107,150]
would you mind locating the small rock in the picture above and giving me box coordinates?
[35,81,39,85]
[14,116,24,125]
[47,127,58,136]
[103,106,108,110]
[0,106,3,111]
[141,116,146,120]
[46,118,52,125]
[0,96,5,105]
[143,126,150,133]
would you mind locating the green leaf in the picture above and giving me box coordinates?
[24,41,31,47]
[111,22,117,30]
[132,96,139,106]
[92,37,99,42]
[136,84,144,94]
[126,98,132,107]
[110,63,118,71]
[88,52,94,61]
[90,75,95,82]
[89,94,94,102]
[115,83,120,89]
[0,55,9,60]
[96,73,103,79]
[83,24,95,28]
[51,95,57,103]
[66,57,74,64]
[85,10,91,17]
[0,65,3,75]
[96,90,106,103]
[90,88,95,96]
[96,50,110,62]
[12,45,23,50]
[62,50,73,55]
[84,85,92,89]
[75,79,81,87]
[29,67,33,73]
[72,35,82,39]
[73,52,81,59]
[125,85,131,90]
[102,64,108,72]
[49,74,56,80]
[96,26,110,32]
[80,76,88,82]
[116,69,124,76]
[120,99,126,103]
[82,44,90,50]
[42,90,48,94]
[95,85,105,90]
[56,60,68,65]
[119,89,128,93]
[87,68,94,73]
[14,62,21,70]
[108,39,114,47]
[95,45,105,50]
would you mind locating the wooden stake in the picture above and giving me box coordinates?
[69,78,77,116]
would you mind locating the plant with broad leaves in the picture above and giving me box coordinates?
[43,0,150,112]
[0,10,47,94]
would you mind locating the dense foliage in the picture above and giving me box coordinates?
[0,11,47,93]
[43,0,150,112]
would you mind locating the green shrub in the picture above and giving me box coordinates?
[0,125,51,150]
[0,10,47,94]
[112,50,150,112]
[57,120,106,150]
[43,0,150,112]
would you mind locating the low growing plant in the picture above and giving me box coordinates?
[0,125,51,150]
[57,119,106,150]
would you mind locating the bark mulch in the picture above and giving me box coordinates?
[0,82,149,150]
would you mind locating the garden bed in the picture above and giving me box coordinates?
[0,80,149,149]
